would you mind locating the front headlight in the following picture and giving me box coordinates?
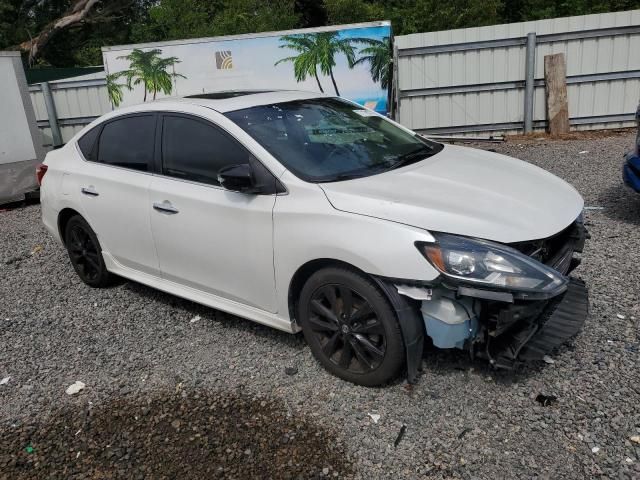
[416,233,568,294]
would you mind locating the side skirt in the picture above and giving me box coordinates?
[103,252,298,334]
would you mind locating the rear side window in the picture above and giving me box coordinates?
[77,126,101,161]
[97,115,155,172]
[161,115,250,186]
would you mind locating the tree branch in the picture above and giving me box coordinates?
[17,0,131,64]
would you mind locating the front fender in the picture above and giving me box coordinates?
[273,178,439,323]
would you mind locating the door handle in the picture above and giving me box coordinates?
[153,201,179,214]
[81,186,99,197]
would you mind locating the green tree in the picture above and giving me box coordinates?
[352,36,391,89]
[131,0,299,42]
[115,48,185,101]
[3,0,640,68]
[276,34,326,92]
[388,0,504,35]
[131,0,217,42]
[210,0,299,36]
[324,0,385,25]
[502,0,640,22]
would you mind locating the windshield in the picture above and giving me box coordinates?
[225,98,443,182]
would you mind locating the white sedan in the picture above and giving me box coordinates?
[39,90,589,386]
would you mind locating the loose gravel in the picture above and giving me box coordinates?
[1,132,640,479]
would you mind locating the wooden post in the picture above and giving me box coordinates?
[544,53,569,135]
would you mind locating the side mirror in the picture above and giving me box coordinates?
[217,164,256,193]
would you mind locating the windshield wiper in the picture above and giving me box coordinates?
[319,171,368,183]
[386,147,435,171]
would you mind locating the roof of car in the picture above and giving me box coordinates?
[160,89,329,113]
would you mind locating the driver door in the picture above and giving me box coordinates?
[148,113,277,312]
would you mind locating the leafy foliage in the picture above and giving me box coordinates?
[1,0,638,67]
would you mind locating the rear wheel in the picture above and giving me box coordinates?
[298,267,404,386]
[64,215,115,288]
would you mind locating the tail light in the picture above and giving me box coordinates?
[36,163,48,186]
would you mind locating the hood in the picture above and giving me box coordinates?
[320,144,583,243]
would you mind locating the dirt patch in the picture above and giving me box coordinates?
[0,389,353,479]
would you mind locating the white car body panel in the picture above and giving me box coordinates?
[271,173,439,317]
[40,91,584,335]
[320,144,584,244]
[148,175,278,312]
[74,158,159,275]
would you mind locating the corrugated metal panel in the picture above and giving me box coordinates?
[396,10,640,135]
[29,81,110,146]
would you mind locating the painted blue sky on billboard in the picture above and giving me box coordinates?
[103,24,391,114]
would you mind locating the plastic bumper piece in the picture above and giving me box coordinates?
[490,277,588,368]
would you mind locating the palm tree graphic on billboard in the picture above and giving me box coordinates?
[109,48,186,105]
[275,34,325,92]
[352,36,392,90]
[276,32,360,96]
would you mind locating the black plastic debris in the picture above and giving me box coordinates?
[284,366,298,376]
[394,425,406,447]
[535,394,558,406]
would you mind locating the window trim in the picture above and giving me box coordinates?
[156,111,287,195]
[75,112,159,176]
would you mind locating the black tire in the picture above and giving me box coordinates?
[64,215,115,288]
[298,267,404,386]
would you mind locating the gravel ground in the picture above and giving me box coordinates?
[1,131,640,479]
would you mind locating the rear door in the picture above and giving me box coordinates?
[148,113,277,312]
[75,114,159,276]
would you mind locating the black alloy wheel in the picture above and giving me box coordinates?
[298,267,404,386]
[64,215,114,288]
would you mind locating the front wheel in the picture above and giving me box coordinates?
[64,215,115,288]
[298,267,404,386]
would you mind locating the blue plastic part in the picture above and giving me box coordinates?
[623,153,640,193]
[423,314,478,349]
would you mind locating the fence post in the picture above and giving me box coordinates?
[523,32,537,133]
[544,53,569,135]
[391,41,400,120]
[41,81,63,147]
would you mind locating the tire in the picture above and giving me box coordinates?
[298,267,404,387]
[64,215,115,288]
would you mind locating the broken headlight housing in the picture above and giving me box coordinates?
[416,233,568,295]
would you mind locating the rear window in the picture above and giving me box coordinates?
[77,126,101,161]
[97,115,155,172]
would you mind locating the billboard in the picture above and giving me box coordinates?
[102,22,391,115]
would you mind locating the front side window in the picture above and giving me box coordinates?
[225,98,443,182]
[161,115,251,186]
[97,115,155,172]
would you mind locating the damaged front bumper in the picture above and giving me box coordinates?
[384,219,590,381]
[478,277,588,368]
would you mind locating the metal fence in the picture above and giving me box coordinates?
[394,10,640,136]
[29,77,109,148]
